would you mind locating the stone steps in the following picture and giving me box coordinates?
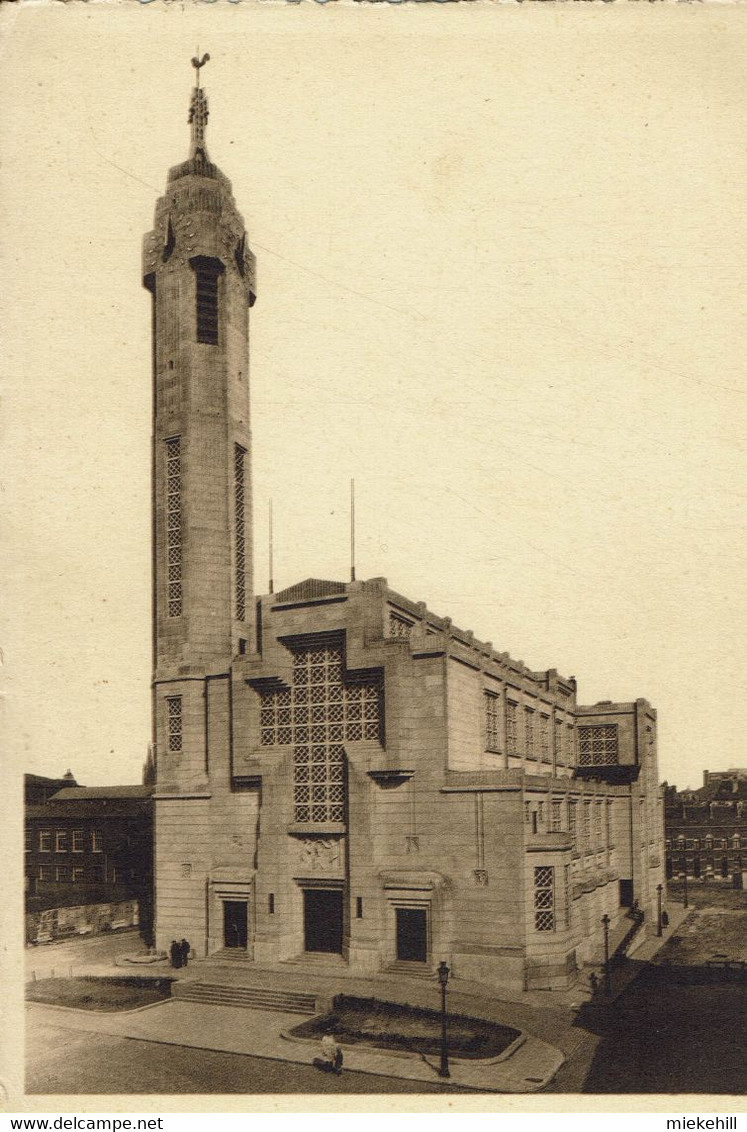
[172,981,317,1015]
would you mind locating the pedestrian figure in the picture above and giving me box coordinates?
[169,939,181,969]
[313,1032,343,1074]
[180,938,191,967]
[589,972,599,994]
[661,910,669,929]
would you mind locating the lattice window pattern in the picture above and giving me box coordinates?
[167,696,182,753]
[258,642,382,824]
[234,444,247,622]
[534,866,555,932]
[578,724,619,766]
[389,613,414,639]
[524,709,535,756]
[485,692,501,753]
[506,701,518,756]
[165,437,182,617]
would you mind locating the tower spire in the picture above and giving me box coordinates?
[188,52,210,159]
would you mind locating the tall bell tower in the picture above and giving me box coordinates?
[143,59,256,790]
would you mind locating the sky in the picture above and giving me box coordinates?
[3,3,746,792]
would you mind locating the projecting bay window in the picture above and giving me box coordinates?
[534,866,555,932]
[485,691,501,753]
[578,724,619,766]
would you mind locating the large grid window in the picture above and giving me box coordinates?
[534,866,555,932]
[165,437,182,617]
[485,692,501,753]
[195,266,219,344]
[259,642,382,824]
[234,445,247,622]
[167,696,182,752]
[524,709,535,757]
[506,701,518,756]
[578,724,619,766]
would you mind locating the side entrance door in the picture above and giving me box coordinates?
[395,907,428,963]
[223,900,248,949]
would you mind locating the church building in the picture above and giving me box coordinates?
[142,69,666,993]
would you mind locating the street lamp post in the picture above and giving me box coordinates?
[656,883,663,936]
[601,914,611,995]
[437,960,450,1079]
[682,871,689,908]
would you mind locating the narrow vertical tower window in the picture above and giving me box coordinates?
[165,437,182,617]
[195,264,219,344]
[167,696,183,752]
[234,444,247,621]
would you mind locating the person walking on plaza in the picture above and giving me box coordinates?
[169,940,181,969]
[180,938,191,968]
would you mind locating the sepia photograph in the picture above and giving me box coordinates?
[2,0,745,1111]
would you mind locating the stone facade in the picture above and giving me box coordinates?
[144,77,666,993]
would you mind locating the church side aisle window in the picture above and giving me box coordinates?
[258,643,382,823]
[485,691,501,753]
[165,437,182,617]
[234,444,247,621]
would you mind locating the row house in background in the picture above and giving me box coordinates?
[664,768,746,886]
[25,780,154,937]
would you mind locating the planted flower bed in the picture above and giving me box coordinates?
[290,994,520,1060]
[26,976,173,1012]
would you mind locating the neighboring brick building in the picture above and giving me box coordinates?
[25,771,77,806]
[25,783,154,934]
[664,769,746,885]
[142,70,666,992]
